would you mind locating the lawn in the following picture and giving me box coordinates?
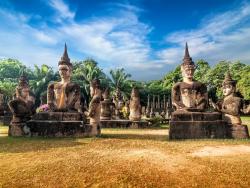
[0,117,250,187]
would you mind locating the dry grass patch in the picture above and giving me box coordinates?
[1,126,250,187]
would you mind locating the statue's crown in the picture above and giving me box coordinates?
[223,72,236,86]
[58,43,72,68]
[181,42,195,69]
[18,74,29,88]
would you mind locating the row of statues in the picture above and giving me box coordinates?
[7,44,142,136]
[4,42,250,138]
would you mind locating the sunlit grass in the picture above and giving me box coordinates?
[1,118,250,187]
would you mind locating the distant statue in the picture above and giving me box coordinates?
[129,87,141,121]
[211,73,249,138]
[113,88,124,119]
[8,74,35,136]
[47,44,80,112]
[0,90,4,116]
[88,79,102,136]
[172,43,208,112]
[100,88,112,120]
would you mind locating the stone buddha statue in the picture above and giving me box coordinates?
[47,44,80,112]
[8,74,35,136]
[129,87,141,121]
[172,43,208,112]
[100,88,113,120]
[88,79,102,136]
[211,73,249,138]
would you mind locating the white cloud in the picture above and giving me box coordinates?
[48,0,75,22]
[158,2,250,65]
[0,0,250,81]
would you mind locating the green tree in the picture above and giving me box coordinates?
[72,59,109,102]
[109,68,132,98]
[29,64,58,105]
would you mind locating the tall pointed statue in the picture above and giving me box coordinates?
[172,43,208,111]
[47,44,80,112]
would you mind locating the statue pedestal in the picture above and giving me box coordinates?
[26,112,94,137]
[169,111,228,139]
[228,124,249,139]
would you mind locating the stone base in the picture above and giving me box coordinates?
[228,124,249,139]
[100,119,149,128]
[8,123,25,136]
[169,111,228,139]
[0,115,12,126]
[26,112,95,137]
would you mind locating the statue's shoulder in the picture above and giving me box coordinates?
[48,81,58,89]
[172,82,182,89]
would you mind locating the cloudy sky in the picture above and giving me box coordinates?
[0,0,250,80]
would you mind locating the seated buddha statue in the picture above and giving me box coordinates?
[47,44,80,112]
[172,43,208,112]
[212,73,243,125]
[211,73,249,138]
[8,74,35,136]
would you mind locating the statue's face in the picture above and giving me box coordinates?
[222,84,235,96]
[59,65,71,79]
[181,66,195,80]
[21,88,30,99]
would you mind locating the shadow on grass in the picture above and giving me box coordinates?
[0,136,93,154]
[101,133,169,141]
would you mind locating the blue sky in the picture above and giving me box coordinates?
[0,0,250,80]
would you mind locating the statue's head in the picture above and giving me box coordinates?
[90,78,101,97]
[58,43,72,80]
[181,43,196,80]
[222,72,236,97]
[16,74,30,99]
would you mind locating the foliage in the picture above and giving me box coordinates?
[109,68,133,99]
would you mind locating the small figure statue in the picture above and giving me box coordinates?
[113,88,124,119]
[47,44,80,112]
[122,101,130,119]
[100,88,112,120]
[88,79,102,136]
[129,87,141,121]
[211,73,249,138]
[8,74,35,136]
[172,43,208,112]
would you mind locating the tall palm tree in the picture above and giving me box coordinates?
[72,59,110,103]
[109,68,132,99]
[29,64,58,106]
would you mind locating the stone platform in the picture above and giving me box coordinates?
[169,111,228,139]
[26,112,94,137]
[100,119,149,128]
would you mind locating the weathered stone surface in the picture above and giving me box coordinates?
[169,111,228,139]
[32,112,83,121]
[27,120,93,137]
[100,119,149,128]
[26,112,91,137]
[228,124,249,139]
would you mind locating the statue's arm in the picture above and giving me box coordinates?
[171,84,185,109]
[68,84,80,109]
[47,83,56,110]
[221,98,241,116]
[88,97,100,118]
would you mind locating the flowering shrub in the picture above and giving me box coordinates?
[36,104,49,113]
